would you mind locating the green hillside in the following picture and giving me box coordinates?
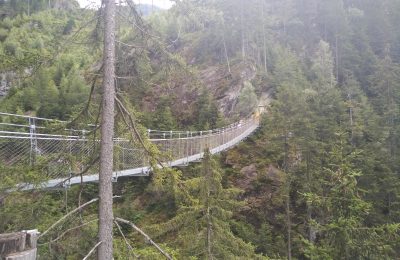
[1,0,400,259]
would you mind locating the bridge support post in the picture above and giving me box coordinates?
[0,230,39,260]
[28,118,37,166]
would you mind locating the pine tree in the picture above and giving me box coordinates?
[149,150,259,259]
[365,54,400,224]
[303,133,400,259]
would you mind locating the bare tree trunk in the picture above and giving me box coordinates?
[286,192,292,260]
[221,21,231,74]
[348,93,354,145]
[202,149,214,260]
[284,133,292,260]
[335,34,339,82]
[306,150,315,242]
[206,195,213,260]
[240,0,245,61]
[261,0,268,74]
[98,0,116,259]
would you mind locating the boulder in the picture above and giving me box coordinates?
[264,165,285,184]
[236,164,258,190]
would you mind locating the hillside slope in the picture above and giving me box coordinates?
[0,0,400,259]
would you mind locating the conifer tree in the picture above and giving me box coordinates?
[303,133,400,259]
[366,54,400,223]
[149,149,258,259]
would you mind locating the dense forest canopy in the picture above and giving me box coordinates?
[0,0,400,259]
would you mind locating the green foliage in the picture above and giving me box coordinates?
[148,150,260,259]
[311,40,337,89]
[1,0,400,258]
[151,98,178,131]
[195,89,221,130]
[0,27,7,41]
[0,9,95,118]
[236,81,258,117]
[301,134,400,259]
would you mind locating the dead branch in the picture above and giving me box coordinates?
[39,196,121,239]
[39,198,99,239]
[39,219,98,245]
[115,97,167,171]
[115,217,173,260]
[83,241,102,260]
[114,220,139,259]
[116,40,145,49]
[66,63,104,129]
[55,156,100,188]
[115,97,146,147]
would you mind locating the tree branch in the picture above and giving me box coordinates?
[115,96,165,168]
[83,241,102,260]
[114,220,139,259]
[39,196,121,239]
[115,217,173,260]
[55,155,100,188]
[39,198,99,239]
[39,219,98,245]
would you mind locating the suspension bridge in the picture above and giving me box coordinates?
[0,112,260,190]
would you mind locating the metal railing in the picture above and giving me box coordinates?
[0,112,260,189]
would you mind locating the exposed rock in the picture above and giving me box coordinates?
[237,164,286,226]
[240,164,258,178]
[237,164,258,190]
[0,72,15,97]
[259,88,273,109]
[264,165,284,184]
[198,62,257,116]
[224,149,241,168]
[52,0,80,10]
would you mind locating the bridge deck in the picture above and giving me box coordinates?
[0,112,259,190]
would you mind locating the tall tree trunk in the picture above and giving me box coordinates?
[335,34,339,82]
[206,193,213,260]
[261,0,268,74]
[286,192,292,260]
[348,93,354,145]
[240,0,245,61]
[306,150,315,242]
[284,133,292,260]
[98,0,116,259]
[221,20,231,74]
[204,149,214,260]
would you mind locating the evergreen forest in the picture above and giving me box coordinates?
[0,0,400,259]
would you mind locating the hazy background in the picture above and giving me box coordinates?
[77,0,174,9]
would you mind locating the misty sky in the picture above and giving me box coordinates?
[77,0,174,9]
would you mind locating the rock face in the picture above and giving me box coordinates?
[52,0,80,10]
[198,62,257,116]
[237,164,258,190]
[0,72,14,97]
[236,164,284,191]
[264,165,284,184]
[235,164,286,227]
[235,164,285,223]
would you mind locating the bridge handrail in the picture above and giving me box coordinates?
[0,112,259,141]
[0,111,261,189]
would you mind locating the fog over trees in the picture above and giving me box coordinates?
[0,0,400,259]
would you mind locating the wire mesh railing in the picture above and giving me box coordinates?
[0,112,260,189]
